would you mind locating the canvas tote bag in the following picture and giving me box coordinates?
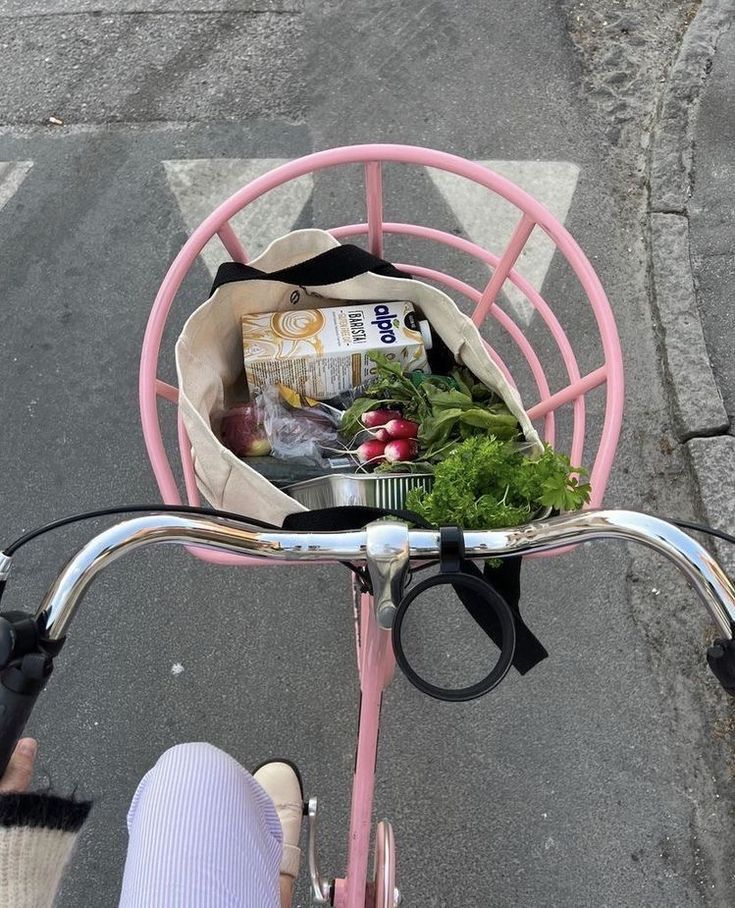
[175,229,542,526]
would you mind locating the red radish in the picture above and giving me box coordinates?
[384,418,419,440]
[357,440,386,463]
[361,409,402,429]
[374,427,390,442]
[384,439,418,463]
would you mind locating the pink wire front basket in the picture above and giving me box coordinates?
[139,144,624,565]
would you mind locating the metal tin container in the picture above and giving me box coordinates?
[284,473,434,511]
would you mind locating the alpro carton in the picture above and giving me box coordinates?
[241,301,431,399]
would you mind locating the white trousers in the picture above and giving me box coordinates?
[119,743,282,907]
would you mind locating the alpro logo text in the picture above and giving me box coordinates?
[371,304,399,343]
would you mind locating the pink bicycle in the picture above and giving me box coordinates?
[1,146,734,906]
[139,145,629,901]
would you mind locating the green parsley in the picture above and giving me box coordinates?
[405,435,591,529]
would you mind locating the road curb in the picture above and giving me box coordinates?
[648,0,734,541]
[649,211,728,439]
[687,436,735,577]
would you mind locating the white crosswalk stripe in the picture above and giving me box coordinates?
[163,157,578,320]
[162,158,312,276]
[426,161,580,326]
[0,161,33,214]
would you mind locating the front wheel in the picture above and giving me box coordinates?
[373,819,400,907]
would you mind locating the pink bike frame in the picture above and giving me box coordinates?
[332,590,398,907]
[137,144,626,904]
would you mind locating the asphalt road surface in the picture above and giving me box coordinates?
[0,2,733,906]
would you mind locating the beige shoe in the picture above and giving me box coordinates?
[253,760,304,880]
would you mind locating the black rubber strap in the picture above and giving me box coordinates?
[455,557,548,674]
[211,244,409,294]
[439,526,464,574]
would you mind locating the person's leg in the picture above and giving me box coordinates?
[119,743,283,908]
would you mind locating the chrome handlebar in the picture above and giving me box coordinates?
[34,509,735,641]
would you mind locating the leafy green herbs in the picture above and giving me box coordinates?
[340,354,592,526]
[340,352,520,462]
[405,435,591,529]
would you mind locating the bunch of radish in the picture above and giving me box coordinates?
[356,409,420,465]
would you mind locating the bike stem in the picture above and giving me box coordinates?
[338,590,396,908]
[337,523,409,908]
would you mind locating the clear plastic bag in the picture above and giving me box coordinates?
[260,386,342,466]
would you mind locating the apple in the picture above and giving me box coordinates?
[220,404,271,456]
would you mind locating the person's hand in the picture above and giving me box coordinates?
[0,738,37,794]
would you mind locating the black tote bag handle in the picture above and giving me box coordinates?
[211,244,409,295]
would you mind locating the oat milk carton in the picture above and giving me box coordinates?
[241,301,432,399]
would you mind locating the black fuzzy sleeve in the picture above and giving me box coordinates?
[0,793,91,833]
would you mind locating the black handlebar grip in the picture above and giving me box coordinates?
[707,638,735,696]
[0,654,52,777]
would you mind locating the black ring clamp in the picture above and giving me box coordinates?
[391,527,517,702]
